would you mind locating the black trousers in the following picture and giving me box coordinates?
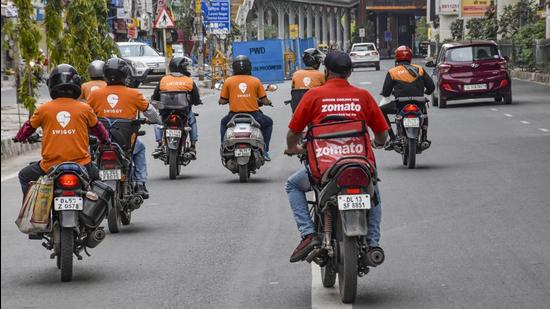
[18,161,99,196]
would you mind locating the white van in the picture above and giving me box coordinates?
[349,43,380,71]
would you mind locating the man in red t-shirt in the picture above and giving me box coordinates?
[284,51,389,263]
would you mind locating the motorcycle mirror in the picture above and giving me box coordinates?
[266,84,278,92]
[214,81,224,91]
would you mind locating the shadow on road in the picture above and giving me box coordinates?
[442,100,504,109]
[14,268,110,286]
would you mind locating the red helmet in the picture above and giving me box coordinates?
[395,46,413,63]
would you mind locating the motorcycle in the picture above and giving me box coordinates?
[95,118,147,233]
[215,82,278,183]
[288,118,385,303]
[284,88,309,113]
[17,134,113,282]
[152,92,198,179]
[386,97,431,169]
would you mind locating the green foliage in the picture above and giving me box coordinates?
[465,18,485,40]
[172,0,195,31]
[450,19,463,41]
[512,19,545,67]
[498,0,539,39]
[93,0,115,60]
[45,0,66,66]
[415,17,428,42]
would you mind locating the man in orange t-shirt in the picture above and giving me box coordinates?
[219,55,273,161]
[80,60,107,102]
[289,48,326,113]
[15,64,110,195]
[87,58,160,198]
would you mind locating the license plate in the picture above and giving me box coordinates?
[165,129,182,138]
[464,83,487,91]
[99,169,121,181]
[403,117,420,128]
[338,194,371,211]
[234,148,251,157]
[54,197,83,211]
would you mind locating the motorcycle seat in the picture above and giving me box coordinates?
[227,113,261,128]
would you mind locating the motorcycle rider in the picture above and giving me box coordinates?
[15,64,110,196]
[219,55,274,161]
[151,56,201,159]
[285,51,389,263]
[380,45,435,150]
[289,48,326,112]
[80,60,107,102]
[87,58,160,199]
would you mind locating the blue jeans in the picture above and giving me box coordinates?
[132,138,147,183]
[285,167,382,247]
[220,111,273,152]
[155,113,198,143]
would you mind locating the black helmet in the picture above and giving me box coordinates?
[324,51,352,76]
[232,55,252,75]
[302,48,323,69]
[88,60,105,80]
[169,57,190,76]
[103,58,130,85]
[47,64,82,99]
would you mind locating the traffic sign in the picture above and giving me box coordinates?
[384,30,392,42]
[154,7,175,29]
[203,0,231,35]
[359,28,365,38]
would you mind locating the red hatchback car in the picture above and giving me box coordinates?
[427,41,512,108]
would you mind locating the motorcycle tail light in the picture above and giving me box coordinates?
[442,82,453,92]
[57,174,79,189]
[167,115,179,126]
[234,132,251,138]
[500,79,509,88]
[337,167,369,187]
[402,104,419,113]
[345,188,362,194]
[62,190,76,196]
[238,144,249,148]
[101,150,117,161]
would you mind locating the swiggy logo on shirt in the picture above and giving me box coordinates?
[303,77,312,87]
[104,94,123,114]
[237,82,251,98]
[52,111,76,135]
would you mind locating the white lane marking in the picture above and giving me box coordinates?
[504,113,514,118]
[490,108,499,111]
[311,264,352,309]
[520,121,531,125]
[1,172,19,182]
[538,128,550,133]
[359,82,372,85]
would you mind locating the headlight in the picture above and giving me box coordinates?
[132,61,147,68]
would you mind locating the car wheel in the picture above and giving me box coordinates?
[495,96,502,103]
[504,89,512,104]
[438,92,447,109]
[431,92,438,107]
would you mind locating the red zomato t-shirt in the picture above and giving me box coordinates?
[289,78,388,166]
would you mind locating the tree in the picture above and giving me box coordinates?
[465,18,485,39]
[415,17,428,42]
[451,19,464,41]
[499,0,539,39]
[513,19,545,67]
[45,0,66,67]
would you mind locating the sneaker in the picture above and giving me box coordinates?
[135,183,149,200]
[188,145,197,160]
[290,234,320,263]
[263,152,271,161]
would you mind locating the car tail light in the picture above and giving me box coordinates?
[57,174,79,189]
[500,79,509,88]
[337,167,370,187]
[442,82,453,92]
[167,115,179,126]
[440,64,452,74]
[402,104,419,113]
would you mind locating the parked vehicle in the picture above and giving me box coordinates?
[116,42,166,88]
[426,40,512,108]
[385,98,431,169]
[292,118,385,303]
[20,135,113,282]
[95,118,147,233]
[350,43,380,70]
[153,92,197,179]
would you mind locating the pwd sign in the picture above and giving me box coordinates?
[233,39,284,83]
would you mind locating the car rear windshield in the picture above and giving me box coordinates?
[118,45,160,57]
[352,44,375,51]
[445,45,500,62]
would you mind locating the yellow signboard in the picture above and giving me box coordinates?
[461,0,491,17]
[195,0,201,14]
[289,24,299,39]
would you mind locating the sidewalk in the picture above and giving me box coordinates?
[510,69,550,85]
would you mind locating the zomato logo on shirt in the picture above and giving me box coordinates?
[320,97,362,113]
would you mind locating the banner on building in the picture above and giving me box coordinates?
[440,0,460,15]
[461,0,491,17]
[233,39,285,83]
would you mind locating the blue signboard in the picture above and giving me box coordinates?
[233,39,285,83]
[384,31,392,42]
[203,0,230,35]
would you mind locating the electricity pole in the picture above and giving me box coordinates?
[195,0,204,81]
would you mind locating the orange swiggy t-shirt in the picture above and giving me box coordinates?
[291,69,326,89]
[87,85,150,119]
[159,75,194,92]
[80,80,107,102]
[220,75,267,113]
[30,98,98,172]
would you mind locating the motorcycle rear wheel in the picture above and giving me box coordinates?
[108,196,122,233]
[238,165,249,183]
[121,209,132,225]
[407,138,417,169]
[60,227,74,282]
[336,215,358,303]
[401,140,408,166]
[168,148,179,180]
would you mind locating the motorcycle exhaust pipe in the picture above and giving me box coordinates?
[365,247,385,267]
[130,195,143,210]
[421,141,431,150]
[86,228,106,248]
[183,152,193,161]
